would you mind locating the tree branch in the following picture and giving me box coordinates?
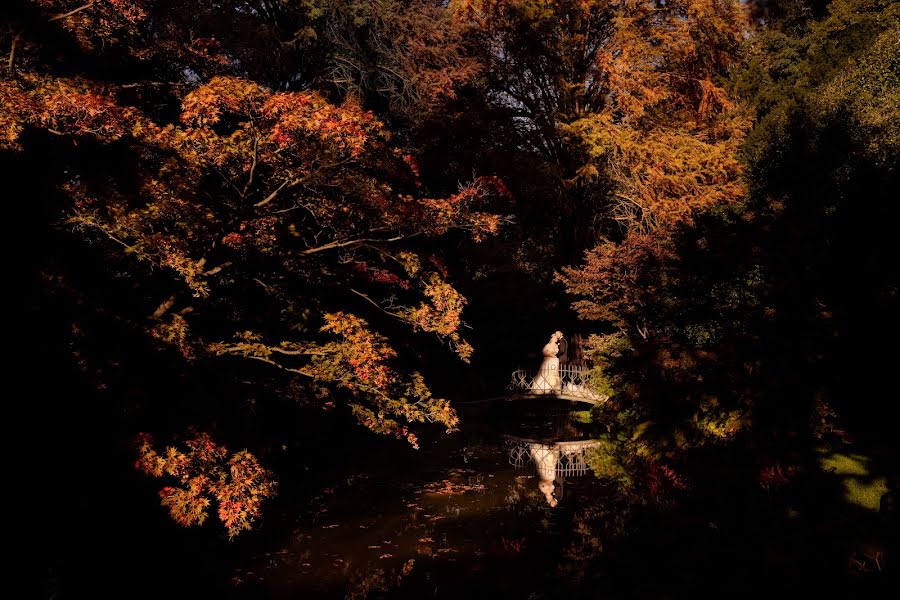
[270,347,326,356]
[243,354,314,377]
[119,81,184,89]
[68,214,133,250]
[300,232,419,255]
[50,2,95,22]
[215,347,317,377]
[254,177,303,208]
[350,288,404,319]
[148,259,228,319]
[255,157,354,209]
[241,134,260,198]
[8,31,21,70]
[151,294,177,320]
[203,261,232,276]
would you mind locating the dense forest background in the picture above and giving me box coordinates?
[6,0,897,596]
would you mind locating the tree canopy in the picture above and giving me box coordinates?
[9,0,899,567]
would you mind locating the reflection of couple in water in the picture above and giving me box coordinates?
[530,442,562,507]
[509,438,597,507]
[532,331,567,392]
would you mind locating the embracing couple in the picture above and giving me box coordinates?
[532,331,567,392]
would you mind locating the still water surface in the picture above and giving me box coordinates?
[234,398,610,598]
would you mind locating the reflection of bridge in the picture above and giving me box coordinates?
[505,436,600,478]
[505,435,602,507]
[507,365,608,404]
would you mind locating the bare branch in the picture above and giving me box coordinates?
[8,31,21,70]
[68,214,133,250]
[350,288,404,319]
[119,81,185,89]
[254,177,303,208]
[270,347,326,356]
[243,355,314,377]
[301,232,420,255]
[215,345,318,377]
[254,158,354,209]
[151,294,177,320]
[203,261,232,276]
[49,2,95,22]
[241,134,260,198]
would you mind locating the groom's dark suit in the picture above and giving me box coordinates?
[557,337,568,364]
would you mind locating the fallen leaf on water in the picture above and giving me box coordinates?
[367,545,381,549]
[401,559,415,576]
[322,524,339,529]
[379,553,393,559]
[418,537,434,543]
[419,479,485,496]
[447,468,476,476]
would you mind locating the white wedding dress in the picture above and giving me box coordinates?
[531,340,560,393]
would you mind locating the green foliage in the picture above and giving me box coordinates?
[741,0,900,176]
[560,0,899,504]
[584,437,634,490]
[690,398,745,442]
[582,332,630,398]
[818,449,888,511]
[569,409,593,424]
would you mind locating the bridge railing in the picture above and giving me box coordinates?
[507,364,607,402]
[505,436,600,477]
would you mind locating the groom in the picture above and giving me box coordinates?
[555,331,568,365]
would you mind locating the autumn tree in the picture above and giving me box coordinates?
[458,0,753,359]
[446,0,752,493]
[442,1,750,284]
[6,0,508,535]
[566,0,897,495]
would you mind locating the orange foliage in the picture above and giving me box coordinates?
[403,274,474,361]
[319,312,397,390]
[2,67,503,432]
[2,2,488,489]
[135,432,276,538]
[330,0,482,117]
[263,92,383,158]
[552,0,752,334]
[210,310,462,446]
[0,78,31,150]
[560,230,677,330]
[33,0,148,52]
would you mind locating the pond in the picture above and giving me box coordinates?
[230,398,612,599]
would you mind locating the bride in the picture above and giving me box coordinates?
[531,331,562,393]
